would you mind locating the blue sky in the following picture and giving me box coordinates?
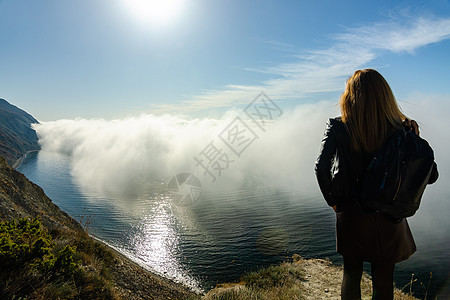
[1,0,449,121]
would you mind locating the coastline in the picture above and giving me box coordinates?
[90,235,203,296]
[11,149,201,296]
[88,235,201,299]
[2,152,201,299]
[12,149,39,169]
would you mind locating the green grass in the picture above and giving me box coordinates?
[0,217,118,299]
[205,261,307,300]
[243,263,305,290]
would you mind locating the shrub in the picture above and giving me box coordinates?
[0,217,119,299]
[0,218,83,297]
[0,217,52,269]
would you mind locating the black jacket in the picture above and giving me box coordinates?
[315,118,366,212]
[314,117,438,213]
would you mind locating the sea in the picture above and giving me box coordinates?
[17,150,450,298]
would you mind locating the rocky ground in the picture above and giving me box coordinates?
[98,240,200,300]
[204,256,418,300]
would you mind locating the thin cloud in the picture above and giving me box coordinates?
[152,16,450,113]
[336,17,450,53]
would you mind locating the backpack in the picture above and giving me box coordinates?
[358,128,435,221]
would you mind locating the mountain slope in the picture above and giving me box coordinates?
[0,99,40,167]
[0,154,81,231]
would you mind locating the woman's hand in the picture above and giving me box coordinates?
[403,119,420,136]
[332,205,337,212]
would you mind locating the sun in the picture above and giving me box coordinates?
[124,0,186,27]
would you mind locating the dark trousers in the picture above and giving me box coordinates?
[342,256,395,300]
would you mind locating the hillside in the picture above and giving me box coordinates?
[0,99,40,167]
[0,155,81,231]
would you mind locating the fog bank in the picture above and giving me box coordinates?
[34,96,449,203]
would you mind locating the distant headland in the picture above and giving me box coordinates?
[0,98,40,167]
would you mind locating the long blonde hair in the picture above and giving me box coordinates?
[339,69,406,153]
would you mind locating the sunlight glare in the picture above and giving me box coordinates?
[124,0,186,27]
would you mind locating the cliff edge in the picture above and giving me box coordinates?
[205,255,419,300]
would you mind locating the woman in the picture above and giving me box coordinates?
[315,69,438,299]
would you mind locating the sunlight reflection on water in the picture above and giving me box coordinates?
[108,194,202,291]
[132,200,182,279]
